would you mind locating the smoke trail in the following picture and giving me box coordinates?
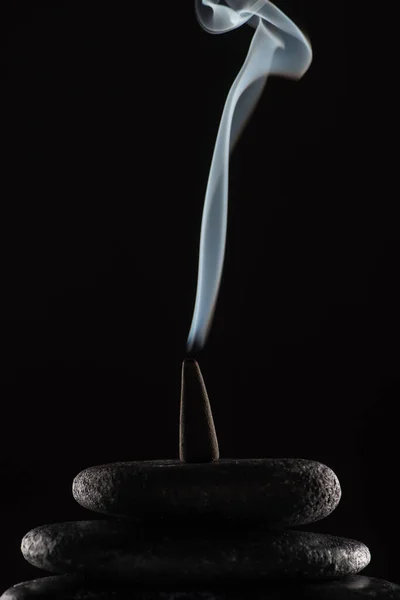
[187,0,312,352]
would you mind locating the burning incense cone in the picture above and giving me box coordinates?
[179,358,219,463]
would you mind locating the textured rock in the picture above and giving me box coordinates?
[72,459,341,526]
[21,520,370,584]
[2,575,400,599]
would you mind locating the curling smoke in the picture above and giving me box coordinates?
[187,0,312,352]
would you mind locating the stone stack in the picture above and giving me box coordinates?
[2,360,399,599]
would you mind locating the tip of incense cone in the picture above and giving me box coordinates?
[179,358,220,463]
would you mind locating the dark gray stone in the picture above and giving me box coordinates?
[2,575,400,599]
[21,520,370,584]
[72,459,341,526]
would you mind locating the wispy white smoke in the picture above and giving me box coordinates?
[187,0,312,352]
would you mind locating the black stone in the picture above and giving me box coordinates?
[2,575,400,599]
[21,520,370,584]
[72,458,341,526]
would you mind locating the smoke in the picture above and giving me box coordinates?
[187,0,312,352]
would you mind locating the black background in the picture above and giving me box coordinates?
[0,0,398,592]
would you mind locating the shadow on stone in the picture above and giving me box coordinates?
[2,575,400,600]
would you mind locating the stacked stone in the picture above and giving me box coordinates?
[2,458,399,599]
[2,360,399,599]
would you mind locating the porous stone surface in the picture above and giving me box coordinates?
[72,459,341,526]
[2,575,400,599]
[21,520,370,584]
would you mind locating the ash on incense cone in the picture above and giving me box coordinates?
[2,359,399,599]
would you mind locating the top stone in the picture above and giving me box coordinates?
[73,458,341,526]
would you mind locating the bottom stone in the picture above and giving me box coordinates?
[1,575,400,599]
